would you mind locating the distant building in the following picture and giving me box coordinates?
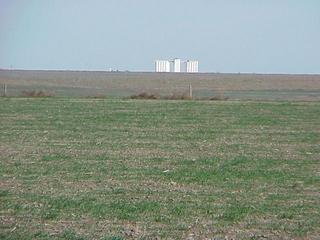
[155,58,198,73]
[155,60,171,72]
[173,58,181,73]
[186,60,199,73]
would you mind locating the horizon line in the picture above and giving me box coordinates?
[1,68,320,76]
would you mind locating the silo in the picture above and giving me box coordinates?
[186,61,192,73]
[186,60,199,73]
[194,61,199,72]
[165,61,170,72]
[173,58,181,72]
[155,61,159,72]
[155,60,171,72]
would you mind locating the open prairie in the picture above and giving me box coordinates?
[1,70,320,100]
[1,98,319,239]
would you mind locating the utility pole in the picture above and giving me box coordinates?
[189,83,193,99]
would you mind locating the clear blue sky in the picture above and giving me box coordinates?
[1,0,319,73]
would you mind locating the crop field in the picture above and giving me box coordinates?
[1,70,320,101]
[0,97,319,239]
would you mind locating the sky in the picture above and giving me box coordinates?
[0,0,319,73]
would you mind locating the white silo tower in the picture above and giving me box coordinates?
[186,60,199,73]
[173,58,181,73]
[155,60,170,72]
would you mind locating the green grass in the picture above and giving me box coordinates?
[0,98,319,239]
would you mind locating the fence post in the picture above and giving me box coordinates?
[3,84,7,97]
[189,83,193,99]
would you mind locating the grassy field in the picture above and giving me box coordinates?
[0,97,320,239]
[1,70,320,101]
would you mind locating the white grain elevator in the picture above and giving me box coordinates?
[173,58,181,73]
[155,60,170,72]
[186,60,199,73]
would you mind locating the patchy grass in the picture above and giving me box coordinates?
[1,70,320,101]
[0,98,319,239]
[130,92,193,100]
[130,92,159,100]
[20,90,54,98]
